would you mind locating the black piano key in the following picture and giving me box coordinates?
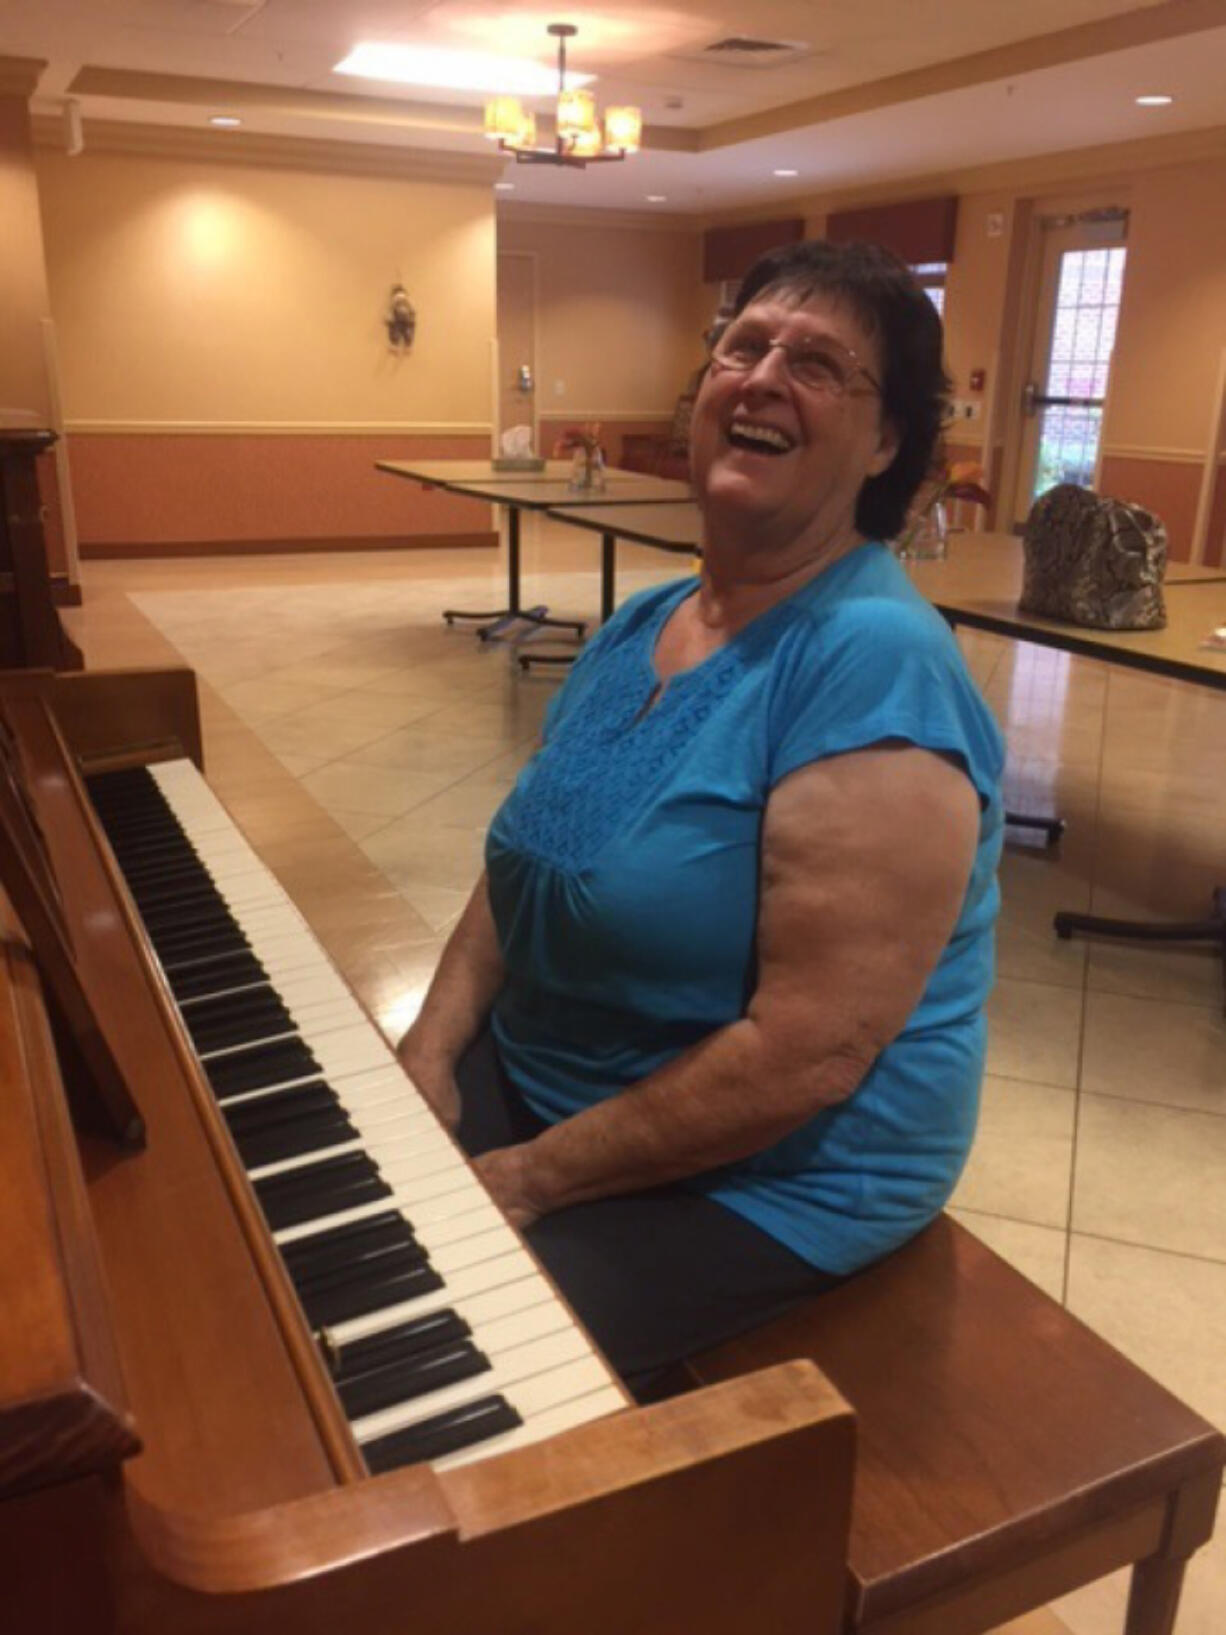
[206,1036,319,1099]
[160,934,252,976]
[151,922,251,964]
[362,1397,523,1474]
[294,1234,429,1295]
[328,1309,471,1372]
[298,1259,443,1330]
[186,990,294,1054]
[231,1107,357,1171]
[164,949,266,1000]
[224,1081,341,1135]
[281,1210,418,1282]
[337,1340,489,1421]
[254,1151,391,1231]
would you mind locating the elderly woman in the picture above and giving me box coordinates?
[398,239,1004,1395]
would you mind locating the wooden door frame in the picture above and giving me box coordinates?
[495,250,539,454]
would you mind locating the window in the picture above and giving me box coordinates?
[912,262,948,317]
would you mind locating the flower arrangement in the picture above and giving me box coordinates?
[555,421,603,458]
[897,449,991,557]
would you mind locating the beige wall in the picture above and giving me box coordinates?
[35,147,497,428]
[498,212,704,419]
[31,143,500,550]
[1105,157,1226,454]
[0,97,52,420]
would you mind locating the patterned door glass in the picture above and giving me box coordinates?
[1033,246,1126,502]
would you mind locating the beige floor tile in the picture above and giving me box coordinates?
[254,707,399,765]
[360,819,489,897]
[987,1613,1074,1635]
[995,847,1091,989]
[951,1076,1076,1228]
[407,776,514,830]
[220,674,341,722]
[293,689,454,732]
[1080,991,1226,1115]
[947,1209,1067,1300]
[346,721,512,778]
[1065,1233,1226,1455]
[985,977,1084,1089]
[301,762,453,820]
[1085,938,1223,1009]
[395,879,474,936]
[326,806,402,842]
[1072,1096,1226,1260]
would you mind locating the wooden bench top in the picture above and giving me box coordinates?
[688,1215,1225,1635]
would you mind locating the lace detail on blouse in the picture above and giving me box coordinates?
[503,605,752,873]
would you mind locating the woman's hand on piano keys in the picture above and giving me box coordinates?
[395,1038,462,1132]
[473,1145,545,1230]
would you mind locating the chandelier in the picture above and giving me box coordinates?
[483,23,641,168]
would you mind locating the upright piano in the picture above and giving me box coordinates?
[0,665,855,1635]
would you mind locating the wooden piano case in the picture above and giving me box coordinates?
[0,666,857,1635]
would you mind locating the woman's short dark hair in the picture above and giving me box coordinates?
[730,239,951,541]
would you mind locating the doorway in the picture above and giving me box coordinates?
[1008,211,1128,530]
[496,252,537,452]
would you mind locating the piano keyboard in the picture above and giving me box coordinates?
[87,758,623,1473]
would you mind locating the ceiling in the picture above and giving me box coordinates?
[4,0,1226,212]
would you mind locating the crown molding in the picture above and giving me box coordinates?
[0,56,47,99]
[698,0,1226,152]
[55,64,694,156]
[700,122,1226,232]
[497,199,701,233]
[29,113,505,185]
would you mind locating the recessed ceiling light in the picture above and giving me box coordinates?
[494,181,515,191]
[773,168,799,177]
[1135,93,1173,106]
[334,42,592,96]
[210,115,242,129]
[646,194,667,202]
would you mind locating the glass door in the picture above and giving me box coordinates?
[1011,220,1127,528]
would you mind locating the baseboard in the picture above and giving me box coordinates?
[78,532,499,560]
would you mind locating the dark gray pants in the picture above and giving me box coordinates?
[456,1029,839,1398]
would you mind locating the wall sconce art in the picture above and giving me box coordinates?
[385,285,416,351]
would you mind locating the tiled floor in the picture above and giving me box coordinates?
[63,520,1225,1635]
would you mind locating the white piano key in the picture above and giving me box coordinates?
[137,759,621,1464]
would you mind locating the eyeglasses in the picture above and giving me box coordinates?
[707,322,883,400]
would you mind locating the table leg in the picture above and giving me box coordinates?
[442,506,586,645]
[1054,886,1226,1012]
[601,532,616,623]
[1124,1554,1188,1635]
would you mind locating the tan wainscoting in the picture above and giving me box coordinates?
[1096,453,1203,561]
[66,430,497,555]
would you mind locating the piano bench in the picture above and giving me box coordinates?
[685,1214,1224,1635]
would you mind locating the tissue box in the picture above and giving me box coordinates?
[491,456,545,472]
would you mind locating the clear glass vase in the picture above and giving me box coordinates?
[894,500,948,561]
[568,446,606,493]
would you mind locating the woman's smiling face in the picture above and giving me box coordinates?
[690,288,900,558]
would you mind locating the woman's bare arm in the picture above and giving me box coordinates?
[396,872,505,1128]
[475,744,981,1225]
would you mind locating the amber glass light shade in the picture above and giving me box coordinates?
[557,86,597,140]
[484,96,525,143]
[603,106,642,153]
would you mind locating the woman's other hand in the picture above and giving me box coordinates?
[472,1145,546,1230]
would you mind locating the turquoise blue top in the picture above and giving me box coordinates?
[486,542,1005,1274]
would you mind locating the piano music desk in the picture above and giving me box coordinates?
[688,1214,1224,1635]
